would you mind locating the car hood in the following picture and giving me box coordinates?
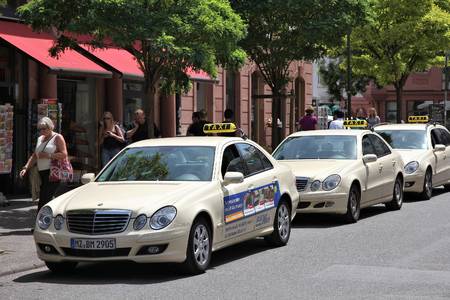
[278,159,356,179]
[396,149,428,165]
[50,181,208,216]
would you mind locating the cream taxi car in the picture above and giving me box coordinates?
[34,131,299,274]
[374,122,450,199]
[272,129,405,223]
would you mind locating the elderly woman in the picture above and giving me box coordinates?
[20,117,69,211]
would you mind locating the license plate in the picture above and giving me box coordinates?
[70,238,116,250]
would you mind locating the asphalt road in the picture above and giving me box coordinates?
[2,188,450,299]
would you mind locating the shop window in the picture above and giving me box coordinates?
[386,102,397,123]
[123,81,145,127]
[407,100,433,117]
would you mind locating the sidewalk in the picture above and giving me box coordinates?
[0,198,45,277]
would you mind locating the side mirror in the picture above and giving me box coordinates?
[223,172,244,185]
[434,144,446,152]
[362,154,377,164]
[81,173,95,185]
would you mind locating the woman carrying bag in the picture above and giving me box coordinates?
[20,117,71,211]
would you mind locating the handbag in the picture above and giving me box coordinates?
[49,158,74,183]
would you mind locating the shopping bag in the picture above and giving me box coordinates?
[49,158,74,183]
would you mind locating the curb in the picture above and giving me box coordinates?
[0,262,45,278]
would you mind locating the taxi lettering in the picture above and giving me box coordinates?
[203,123,237,133]
[408,116,429,123]
[343,120,368,128]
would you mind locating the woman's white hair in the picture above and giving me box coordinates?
[38,117,55,130]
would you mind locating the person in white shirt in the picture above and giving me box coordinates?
[329,110,345,129]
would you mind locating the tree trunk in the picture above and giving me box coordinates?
[145,80,156,139]
[271,91,282,150]
[394,83,403,123]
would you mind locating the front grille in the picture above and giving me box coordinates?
[296,177,309,191]
[62,248,131,258]
[66,210,131,235]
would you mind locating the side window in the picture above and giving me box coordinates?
[438,129,450,146]
[368,134,391,157]
[362,135,376,156]
[236,143,266,176]
[259,151,274,170]
[221,144,246,177]
[431,129,441,148]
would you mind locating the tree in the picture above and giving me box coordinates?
[18,0,246,136]
[230,0,367,147]
[351,0,450,122]
[318,58,371,106]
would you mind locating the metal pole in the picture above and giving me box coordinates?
[445,51,449,128]
[346,29,352,118]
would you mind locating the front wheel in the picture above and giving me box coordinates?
[45,261,78,274]
[343,184,360,223]
[386,176,403,210]
[420,169,433,200]
[264,200,291,246]
[182,217,212,275]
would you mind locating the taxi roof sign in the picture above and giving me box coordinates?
[343,119,368,128]
[408,115,429,123]
[203,123,237,134]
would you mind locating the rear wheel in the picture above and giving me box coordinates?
[344,184,360,223]
[420,169,432,200]
[386,176,403,210]
[264,200,291,246]
[182,217,211,275]
[45,261,78,274]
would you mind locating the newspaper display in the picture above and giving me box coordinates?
[0,103,14,174]
[317,106,329,129]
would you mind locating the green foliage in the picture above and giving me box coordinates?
[350,0,450,120]
[110,152,169,181]
[18,0,246,94]
[319,58,371,102]
[231,0,368,93]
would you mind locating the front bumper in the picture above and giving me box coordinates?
[404,171,425,193]
[34,225,189,264]
[296,191,348,214]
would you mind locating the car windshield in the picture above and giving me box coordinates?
[273,136,357,160]
[376,130,427,150]
[96,146,215,182]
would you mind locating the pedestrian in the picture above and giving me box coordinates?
[298,106,318,131]
[218,109,236,137]
[329,110,345,129]
[20,117,69,211]
[187,109,209,136]
[356,108,367,120]
[367,107,381,129]
[186,111,201,136]
[126,109,160,143]
[99,111,125,167]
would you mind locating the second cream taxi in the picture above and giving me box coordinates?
[273,128,405,223]
[33,124,299,274]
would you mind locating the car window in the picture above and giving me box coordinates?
[368,134,391,157]
[259,151,273,170]
[222,144,246,177]
[431,129,442,147]
[376,130,427,150]
[362,135,376,156]
[236,143,266,176]
[438,129,450,146]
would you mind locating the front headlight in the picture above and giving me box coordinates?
[54,215,64,230]
[37,206,53,230]
[133,214,148,231]
[310,180,321,192]
[404,161,419,174]
[322,174,341,191]
[150,206,177,230]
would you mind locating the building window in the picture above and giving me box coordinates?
[407,100,433,117]
[226,70,237,114]
[196,82,207,112]
[386,101,397,123]
[123,81,145,126]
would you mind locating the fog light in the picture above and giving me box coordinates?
[405,181,415,188]
[44,245,52,253]
[147,246,160,254]
[136,244,168,255]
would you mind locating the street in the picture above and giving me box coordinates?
[2,189,450,299]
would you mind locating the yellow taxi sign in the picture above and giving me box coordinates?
[203,123,237,134]
[343,119,368,128]
[408,115,429,123]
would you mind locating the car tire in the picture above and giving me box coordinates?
[444,184,450,191]
[182,217,212,275]
[264,200,291,247]
[344,184,360,223]
[386,176,403,210]
[45,261,78,274]
[420,169,432,200]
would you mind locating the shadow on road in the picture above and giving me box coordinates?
[0,201,36,232]
[404,187,447,202]
[13,240,272,284]
[292,205,389,229]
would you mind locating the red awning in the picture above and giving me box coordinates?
[0,21,111,77]
[81,45,215,82]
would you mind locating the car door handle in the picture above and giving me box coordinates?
[392,161,396,167]
[378,165,383,172]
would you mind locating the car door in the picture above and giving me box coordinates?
[220,143,255,240]
[368,134,396,200]
[235,143,279,232]
[430,128,447,185]
[361,134,385,203]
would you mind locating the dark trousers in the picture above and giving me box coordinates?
[38,170,60,211]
